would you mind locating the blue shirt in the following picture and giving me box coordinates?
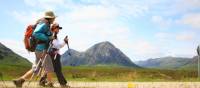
[33,22,52,51]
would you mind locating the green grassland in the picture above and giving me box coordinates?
[61,66,199,82]
[1,65,199,82]
[0,55,32,80]
[0,64,31,80]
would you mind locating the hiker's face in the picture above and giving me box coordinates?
[49,18,55,24]
[55,28,59,33]
[52,27,59,33]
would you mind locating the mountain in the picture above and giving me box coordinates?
[135,56,198,70]
[0,42,31,66]
[179,56,198,70]
[0,42,31,79]
[61,41,139,67]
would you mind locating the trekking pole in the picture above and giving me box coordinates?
[36,33,56,80]
[54,36,71,60]
[25,45,53,88]
[25,58,43,88]
[25,33,55,88]
[32,59,44,87]
[54,53,58,60]
[40,39,54,69]
[65,35,71,56]
[67,44,71,56]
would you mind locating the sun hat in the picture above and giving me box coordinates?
[44,11,56,19]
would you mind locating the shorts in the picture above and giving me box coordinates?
[34,51,54,73]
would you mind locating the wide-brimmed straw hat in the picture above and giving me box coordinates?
[44,11,57,19]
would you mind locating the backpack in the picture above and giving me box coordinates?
[24,24,37,52]
[24,18,49,52]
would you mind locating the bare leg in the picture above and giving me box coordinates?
[21,69,33,80]
[12,69,33,87]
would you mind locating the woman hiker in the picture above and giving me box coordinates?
[39,23,70,88]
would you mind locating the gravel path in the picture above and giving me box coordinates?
[0,81,200,88]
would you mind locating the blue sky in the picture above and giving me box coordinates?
[0,0,200,63]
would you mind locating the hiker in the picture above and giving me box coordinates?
[13,11,56,87]
[39,23,69,88]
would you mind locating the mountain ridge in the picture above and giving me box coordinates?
[135,56,198,70]
[0,42,31,66]
[61,41,139,67]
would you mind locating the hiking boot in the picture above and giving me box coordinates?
[39,80,46,87]
[39,76,47,87]
[46,82,54,87]
[61,84,70,88]
[13,78,25,87]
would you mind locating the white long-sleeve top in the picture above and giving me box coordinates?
[52,39,66,54]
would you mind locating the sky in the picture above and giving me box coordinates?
[0,0,200,63]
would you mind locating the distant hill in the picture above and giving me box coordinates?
[0,42,31,66]
[61,41,139,67]
[0,42,31,79]
[179,56,198,70]
[135,56,198,70]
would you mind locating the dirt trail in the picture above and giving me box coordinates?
[0,81,200,88]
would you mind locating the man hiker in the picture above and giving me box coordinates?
[39,23,69,88]
[13,11,57,87]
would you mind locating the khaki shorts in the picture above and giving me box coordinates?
[34,51,54,73]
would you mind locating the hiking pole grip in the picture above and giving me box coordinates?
[46,33,56,53]
[64,35,71,55]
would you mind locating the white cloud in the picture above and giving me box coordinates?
[154,32,173,43]
[178,13,200,29]
[152,15,172,29]
[176,31,195,41]
[151,0,200,16]
[174,0,200,14]
[65,5,118,22]
[99,0,150,18]
[12,11,43,25]
[153,31,198,58]
[165,45,197,58]
[130,40,163,60]
[23,0,150,18]
[53,5,131,51]
[133,41,157,55]
[155,31,195,42]
[155,32,170,39]
[57,16,132,52]
[24,0,65,10]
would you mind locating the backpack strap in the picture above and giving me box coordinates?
[33,18,50,32]
[37,18,50,25]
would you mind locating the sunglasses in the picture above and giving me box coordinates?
[55,26,62,29]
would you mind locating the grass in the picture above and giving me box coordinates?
[0,64,31,80]
[0,65,199,82]
[61,66,199,82]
